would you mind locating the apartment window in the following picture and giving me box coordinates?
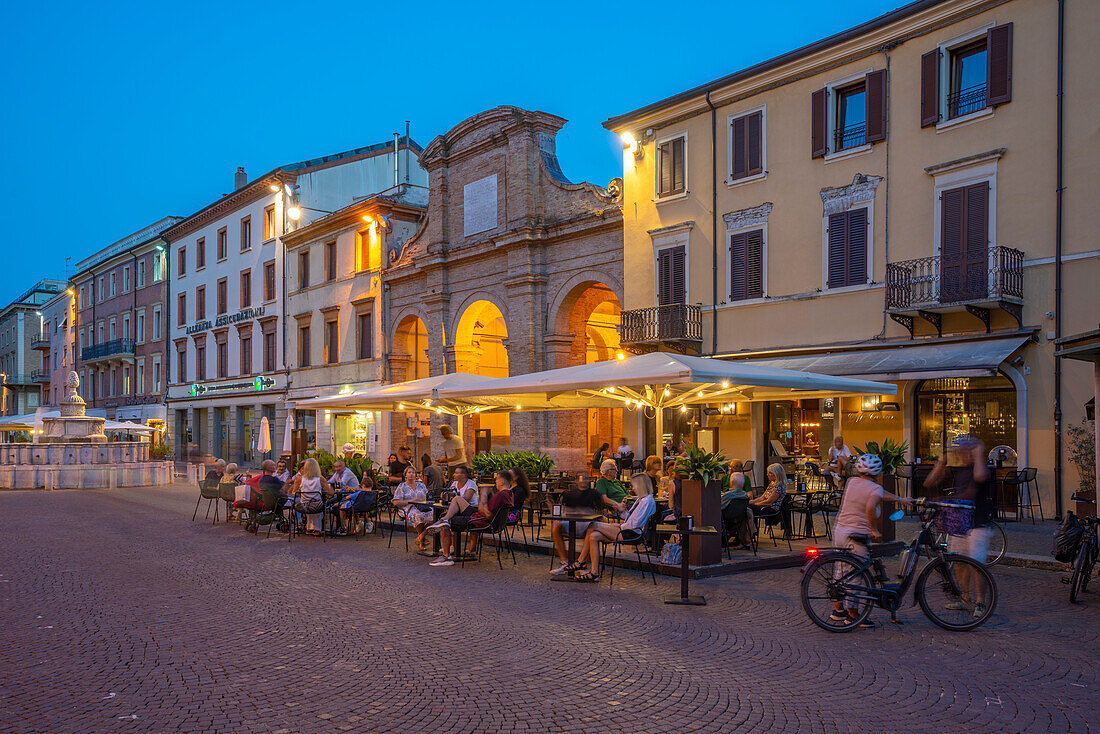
[656,135,686,198]
[152,306,162,339]
[153,252,165,282]
[240,333,252,375]
[826,207,869,289]
[137,259,146,288]
[195,344,206,380]
[357,311,372,360]
[325,319,338,364]
[177,345,187,383]
[123,366,130,395]
[123,266,131,292]
[729,110,763,182]
[728,229,765,302]
[325,241,337,281]
[216,278,227,315]
[263,261,276,301]
[153,358,161,392]
[196,286,206,320]
[922,24,1013,127]
[79,329,86,350]
[240,270,252,308]
[178,293,186,325]
[110,273,116,298]
[216,338,227,379]
[298,251,310,289]
[240,216,251,251]
[137,362,145,394]
[217,227,228,260]
[264,205,276,240]
[196,238,206,269]
[136,311,145,343]
[811,70,886,158]
[263,329,276,372]
[177,246,186,276]
[109,318,116,340]
[298,325,311,367]
[122,314,130,340]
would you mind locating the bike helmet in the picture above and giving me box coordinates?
[854,453,883,476]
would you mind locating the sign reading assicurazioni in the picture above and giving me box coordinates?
[185,306,266,335]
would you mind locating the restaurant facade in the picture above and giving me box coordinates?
[604,0,1099,513]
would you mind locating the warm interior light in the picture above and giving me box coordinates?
[697,391,703,398]
[663,389,670,397]
[680,405,688,413]
[515,404,522,410]
[616,351,625,360]
[608,386,615,393]
[721,381,730,388]
[397,402,404,409]
[288,206,301,220]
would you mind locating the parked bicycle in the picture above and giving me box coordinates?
[800,499,998,632]
[1065,495,1097,604]
[930,518,1007,566]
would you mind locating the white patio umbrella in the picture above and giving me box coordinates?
[257,416,272,454]
[282,413,295,453]
[32,407,46,443]
[439,351,898,444]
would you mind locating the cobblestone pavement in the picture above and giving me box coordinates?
[0,485,1096,734]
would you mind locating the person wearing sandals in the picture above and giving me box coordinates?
[566,458,659,582]
[549,475,606,576]
[430,469,513,567]
[392,466,433,550]
[287,458,331,535]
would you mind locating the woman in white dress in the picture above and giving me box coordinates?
[392,466,434,550]
[287,458,331,535]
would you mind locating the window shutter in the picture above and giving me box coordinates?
[731,116,747,180]
[746,229,764,299]
[987,23,1013,106]
[728,232,747,301]
[865,69,887,143]
[845,208,868,286]
[811,88,827,158]
[940,187,964,295]
[657,249,671,305]
[746,112,763,175]
[827,212,848,288]
[670,245,686,304]
[671,138,685,193]
[920,49,940,127]
[658,141,672,194]
[964,183,990,297]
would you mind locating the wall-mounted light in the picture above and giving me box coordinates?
[288,207,301,221]
[269,184,280,193]
[620,131,644,160]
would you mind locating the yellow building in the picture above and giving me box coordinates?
[605,0,1098,514]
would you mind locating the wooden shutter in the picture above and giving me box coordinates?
[745,229,764,298]
[987,23,1013,106]
[845,208,868,286]
[940,187,965,298]
[865,69,887,143]
[827,212,849,288]
[964,183,990,298]
[671,137,685,193]
[920,49,940,127]
[731,116,747,180]
[811,88,827,158]
[658,245,686,305]
[729,232,748,301]
[670,245,686,303]
[746,112,762,175]
[658,141,672,195]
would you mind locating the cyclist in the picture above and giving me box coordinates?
[830,453,908,628]
[926,436,995,616]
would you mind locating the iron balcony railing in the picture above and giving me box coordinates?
[81,338,136,362]
[30,337,50,350]
[947,83,987,119]
[31,369,49,383]
[1,374,35,386]
[886,245,1024,310]
[619,303,702,350]
[834,122,866,151]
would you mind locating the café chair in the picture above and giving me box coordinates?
[290,499,326,543]
[218,482,238,524]
[742,460,756,487]
[192,480,221,524]
[1019,467,1044,523]
[601,515,659,589]
[463,508,516,570]
[755,494,794,550]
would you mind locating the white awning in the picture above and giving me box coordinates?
[732,336,1031,381]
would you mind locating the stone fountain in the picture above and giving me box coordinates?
[0,372,171,489]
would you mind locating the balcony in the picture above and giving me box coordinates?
[619,303,702,354]
[81,338,136,364]
[1,374,35,386]
[885,245,1024,337]
[948,83,987,119]
[31,369,50,384]
[30,337,50,351]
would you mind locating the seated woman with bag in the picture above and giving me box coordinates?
[391,467,432,549]
[286,458,331,535]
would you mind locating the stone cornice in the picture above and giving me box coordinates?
[164,172,294,243]
[821,173,884,216]
[723,203,774,231]
[924,147,1007,175]
[282,198,426,248]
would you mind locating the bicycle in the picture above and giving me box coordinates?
[1065,495,1097,604]
[931,518,1007,566]
[800,499,998,632]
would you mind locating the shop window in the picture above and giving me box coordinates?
[915,374,1016,461]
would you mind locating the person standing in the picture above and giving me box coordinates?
[421,453,444,499]
[387,446,412,488]
[436,425,467,473]
[590,442,610,475]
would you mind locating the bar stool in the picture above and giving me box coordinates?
[1019,467,1044,523]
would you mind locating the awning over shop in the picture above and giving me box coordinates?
[733,336,1031,381]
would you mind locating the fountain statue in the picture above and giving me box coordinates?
[40,371,107,443]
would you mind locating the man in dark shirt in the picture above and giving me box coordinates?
[388,445,412,487]
[203,459,226,490]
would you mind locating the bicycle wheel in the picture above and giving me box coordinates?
[1070,543,1094,603]
[985,521,1007,566]
[800,554,875,632]
[916,554,997,631]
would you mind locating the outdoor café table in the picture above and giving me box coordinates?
[549,511,603,582]
[413,502,445,557]
[427,502,479,562]
[791,490,829,540]
[659,523,718,605]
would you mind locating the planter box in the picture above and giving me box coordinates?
[680,478,722,565]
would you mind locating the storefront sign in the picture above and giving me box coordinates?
[185,306,266,335]
[189,375,276,397]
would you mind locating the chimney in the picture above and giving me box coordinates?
[235,167,247,190]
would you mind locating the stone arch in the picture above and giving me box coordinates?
[452,299,509,378]
[547,269,624,336]
[448,290,511,349]
[391,312,430,383]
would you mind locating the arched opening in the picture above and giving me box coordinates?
[454,300,509,450]
[393,314,429,383]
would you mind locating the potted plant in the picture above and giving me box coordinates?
[1067,419,1096,515]
[854,438,909,542]
[672,445,727,565]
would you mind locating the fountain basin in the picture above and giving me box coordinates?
[0,441,171,489]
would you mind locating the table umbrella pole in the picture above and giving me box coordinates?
[655,400,663,456]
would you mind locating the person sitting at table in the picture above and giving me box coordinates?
[430,469,513,567]
[590,442,610,476]
[549,475,605,575]
[827,435,853,490]
[392,466,433,550]
[568,468,659,582]
[421,453,445,499]
[751,463,788,515]
[595,459,628,516]
[660,458,682,522]
[507,465,531,524]
[387,446,412,488]
[286,458,332,535]
[426,465,479,531]
[615,437,633,458]
[203,458,226,491]
[721,472,754,549]
[725,459,753,496]
[328,459,360,491]
[273,459,291,483]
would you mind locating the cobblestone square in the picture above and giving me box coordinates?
[0,485,1095,733]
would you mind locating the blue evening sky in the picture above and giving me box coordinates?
[1,0,903,301]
